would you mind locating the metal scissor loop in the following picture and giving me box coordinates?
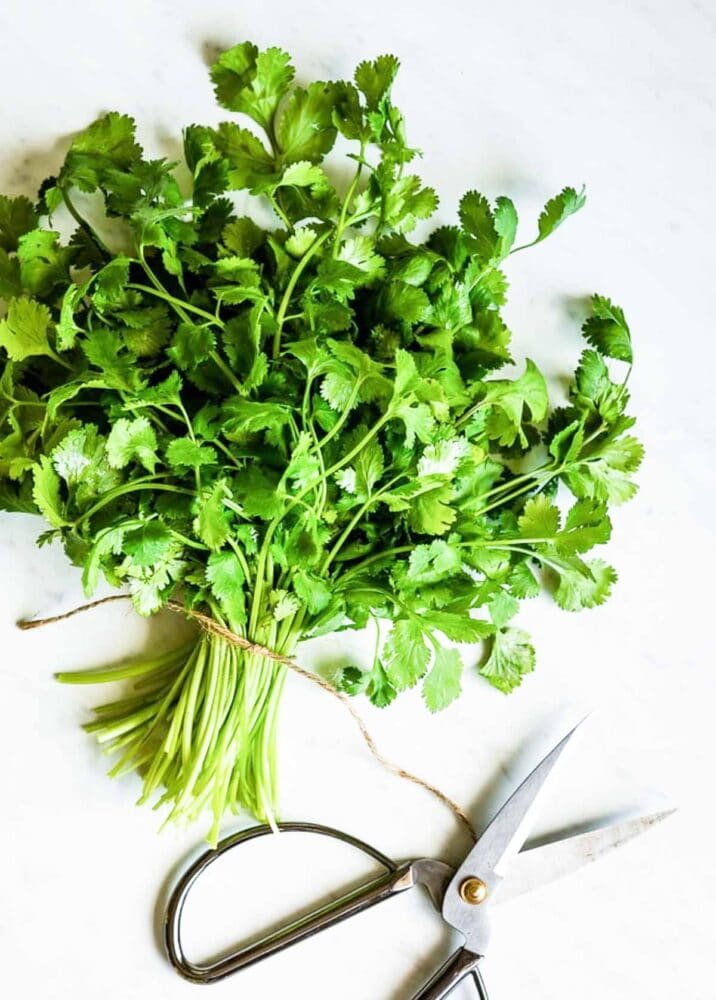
[164,821,454,988]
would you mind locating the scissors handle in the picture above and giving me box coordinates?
[411,947,488,1000]
[164,822,420,984]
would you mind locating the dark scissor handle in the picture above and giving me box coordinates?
[164,821,421,984]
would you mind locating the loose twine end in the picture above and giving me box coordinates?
[17,596,477,842]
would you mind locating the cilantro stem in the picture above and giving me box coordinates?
[59,185,111,257]
[130,262,243,394]
[272,230,332,358]
[320,410,392,482]
[473,541,563,573]
[337,545,415,581]
[332,143,366,256]
[269,195,292,231]
[48,348,74,372]
[479,463,556,502]
[228,535,253,587]
[252,408,395,610]
[74,481,193,527]
[315,380,363,451]
[169,529,208,551]
[212,438,245,472]
[126,283,223,327]
[322,473,405,573]
[473,471,558,518]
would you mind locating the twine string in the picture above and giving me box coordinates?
[18,595,476,841]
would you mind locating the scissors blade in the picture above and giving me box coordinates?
[494,810,675,904]
[441,725,580,954]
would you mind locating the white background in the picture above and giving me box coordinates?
[1,1,714,997]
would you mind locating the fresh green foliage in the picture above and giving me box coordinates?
[0,42,641,841]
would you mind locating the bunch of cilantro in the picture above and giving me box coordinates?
[0,43,641,839]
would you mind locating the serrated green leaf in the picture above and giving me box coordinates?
[214,122,276,191]
[423,646,463,711]
[552,556,617,611]
[275,82,339,164]
[222,398,292,438]
[61,112,142,192]
[206,549,247,626]
[123,521,175,567]
[166,437,218,468]
[211,43,295,131]
[383,618,431,690]
[480,627,535,693]
[293,568,332,614]
[421,611,493,643]
[518,494,561,538]
[493,197,518,259]
[191,479,229,550]
[459,190,498,261]
[32,456,67,528]
[565,433,643,505]
[406,539,462,585]
[0,195,37,252]
[582,294,633,363]
[106,417,157,472]
[536,186,586,243]
[0,297,55,362]
[17,229,72,297]
[82,522,134,594]
[354,54,400,110]
[555,499,611,554]
[488,589,520,628]
[483,359,548,447]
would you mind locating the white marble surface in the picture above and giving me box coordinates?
[1,1,714,997]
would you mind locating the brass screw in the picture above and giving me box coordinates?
[459,876,488,905]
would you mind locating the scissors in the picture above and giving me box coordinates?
[163,726,672,998]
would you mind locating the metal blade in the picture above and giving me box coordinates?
[441,725,580,954]
[494,810,675,904]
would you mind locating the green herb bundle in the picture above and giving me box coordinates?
[0,43,641,840]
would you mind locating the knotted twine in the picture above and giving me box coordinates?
[18,594,477,842]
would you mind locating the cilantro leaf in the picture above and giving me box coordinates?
[552,556,617,612]
[106,417,158,472]
[0,195,37,252]
[480,627,535,693]
[31,456,67,528]
[482,359,548,446]
[421,611,493,643]
[582,294,633,363]
[211,43,295,131]
[565,433,643,505]
[61,112,142,192]
[535,186,586,243]
[0,297,56,362]
[340,659,397,708]
[194,479,231,550]
[422,646,463,712]
[214,123,276,191]
[354,55,400,110]
[123,521,175,566]
[518,495,561,538]
[383,619,431,690]
[206,549,247,626]
[459,191,498,261]
[293,568,332,614]
[166,438,218,468]
[275,82,339,164]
